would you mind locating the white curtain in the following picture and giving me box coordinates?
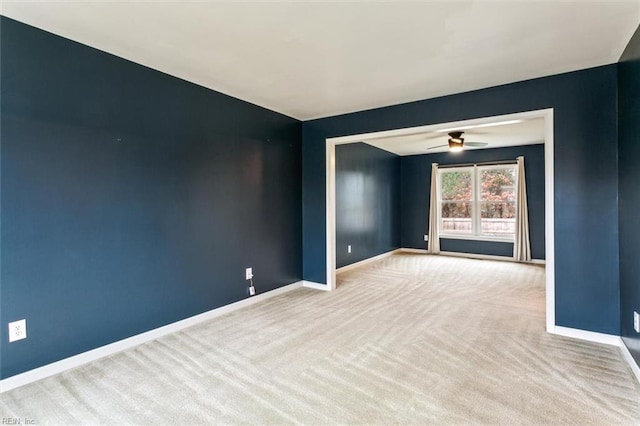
[514,156,531,262]
[427,163,440,254]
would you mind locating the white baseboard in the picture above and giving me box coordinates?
[0,281,304,393]
[619,338,640,384]
[550,327,640,385]
[440,251,515,263]
[4,279,633,394]
[399,248,429,254]
[302,280,331,291]
[399,248,545,265]
[336,249,400,274]
[549,326,621,346]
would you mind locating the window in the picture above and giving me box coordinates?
[438,164,517,241]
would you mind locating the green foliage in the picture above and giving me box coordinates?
[480,169,515,202]
[480,168,516,219]
[440,167,516,219]
[440,171,472,201]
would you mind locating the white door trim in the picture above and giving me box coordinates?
[325,109,556,332]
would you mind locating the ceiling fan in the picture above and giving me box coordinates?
[426,131,489,152]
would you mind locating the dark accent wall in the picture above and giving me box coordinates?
[618,25,640,367]
[0,18,302,379]
[303,65,619,335]
[401,144,545,260]
[335,143,400,268]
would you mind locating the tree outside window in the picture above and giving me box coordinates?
[440,169,473,234]
[438,165,517,239]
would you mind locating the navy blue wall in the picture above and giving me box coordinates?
[335,143,400,268]
[0,18,302,379]
[303,65,619,335]
[618,25,640,366]
[401,144,545,260]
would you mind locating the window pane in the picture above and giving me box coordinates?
[441,201,472,234]
[480,168,515,202]
[440,171,472,201]
[481,202,515,235]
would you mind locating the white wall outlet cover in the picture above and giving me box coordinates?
[424,235,429,241]
[347,245,351,253]
[8,319,27,342]
[249,286,256,296]
[634,311,639,333]
[245,268,253,280]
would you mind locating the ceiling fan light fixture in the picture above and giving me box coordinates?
[448,139,464,152]
[448,131,464,152]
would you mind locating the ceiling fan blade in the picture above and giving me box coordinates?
[464,142,489,147]
[421,133,444,141]
[426,144,448,150]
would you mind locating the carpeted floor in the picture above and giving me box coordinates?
[1,254,639,424]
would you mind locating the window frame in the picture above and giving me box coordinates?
[437,163,518,243]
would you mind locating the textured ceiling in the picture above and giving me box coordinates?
[2,1,639,120]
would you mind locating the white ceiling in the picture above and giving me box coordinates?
[363,117,545,156]
[2,1,639,120]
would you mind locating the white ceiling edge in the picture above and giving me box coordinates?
[302,64,610,122]
[1,2,639,121]
[307,2,640,120]
[0,6,296,118]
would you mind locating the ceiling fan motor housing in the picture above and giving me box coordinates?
[448,131,464,151]
[448,131,464,142]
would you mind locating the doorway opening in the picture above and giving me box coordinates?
[325,108,555,332]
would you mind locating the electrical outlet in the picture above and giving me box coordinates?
[8,319,27,342]
[424,235,429,242]
[245,267,253,280]
[634,311,639,333]
[348,245,352,254]
[249,285,256,296]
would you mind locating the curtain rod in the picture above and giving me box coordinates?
[437,159,517,169]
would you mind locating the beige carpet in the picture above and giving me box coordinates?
[1,254,639,424]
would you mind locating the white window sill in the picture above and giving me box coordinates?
[439,234,514,243]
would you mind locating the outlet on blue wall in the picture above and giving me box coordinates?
[618,24,640,366]
[0,17,302,379]
[335,143,400,268]
[401,144,545,260]
[303,65,619,335]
